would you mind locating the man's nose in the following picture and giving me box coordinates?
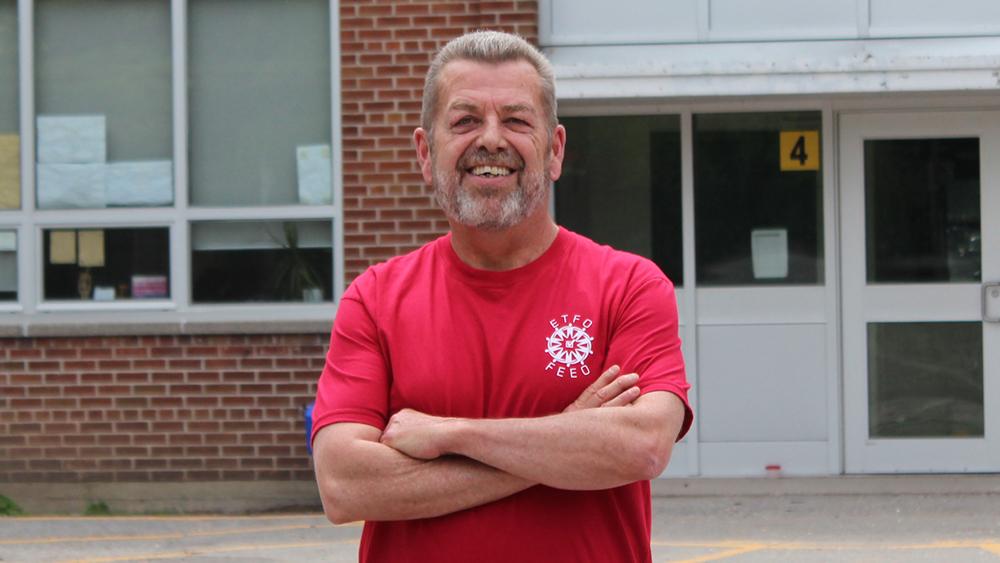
[477,116,508,152]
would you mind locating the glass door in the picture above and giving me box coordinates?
[840,111,1000,473]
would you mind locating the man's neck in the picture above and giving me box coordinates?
[449,211,560,271]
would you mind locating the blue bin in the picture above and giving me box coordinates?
[304,402,315,455]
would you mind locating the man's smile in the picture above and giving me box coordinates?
[468,165,514,177]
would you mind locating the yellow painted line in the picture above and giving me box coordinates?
[58,537,360,563]
[978,542,1000,555]
[0,522,362,546]
[668,544,766,563]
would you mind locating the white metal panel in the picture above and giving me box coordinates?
[697,324,828,442]
[696,287,826,325]
[870,0,1000,37]
[545,0,699,46]
[699,441,831,476]
[659,441,695,478]
[708,0,857,41]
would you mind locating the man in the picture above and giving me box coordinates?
[311,31,693,562]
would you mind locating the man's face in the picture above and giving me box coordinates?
[415,59,566,231]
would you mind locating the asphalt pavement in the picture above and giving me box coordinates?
[1,487,999,562]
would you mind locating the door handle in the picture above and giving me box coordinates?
[985,282,1000,323]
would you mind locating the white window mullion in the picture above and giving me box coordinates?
[329,0,344,301]
[18,0,36,314]
[172,0,190,311]
[680,109,700,476]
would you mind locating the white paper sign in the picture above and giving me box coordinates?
[106,161,173,206]
[751,228,789,279]
[0,231,15,252]
[296,144,332,205]
[37,163,107,209]
[37,115,107,164]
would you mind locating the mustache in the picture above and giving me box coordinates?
[458,147,523,170]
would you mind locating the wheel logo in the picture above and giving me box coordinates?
[546,325,594,367]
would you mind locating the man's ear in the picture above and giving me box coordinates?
[548,124,567,182]
[414,127,434,185]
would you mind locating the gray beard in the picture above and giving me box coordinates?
[433,168,549,232]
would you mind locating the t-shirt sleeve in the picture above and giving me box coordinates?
[310,276,390,446]
[604,269,693,441]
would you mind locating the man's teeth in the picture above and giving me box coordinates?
[470,165,512,177]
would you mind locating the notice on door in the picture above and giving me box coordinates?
[779,130,820,171]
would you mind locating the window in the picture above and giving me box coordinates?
[1,0,339,320]
[43,227,169,301]
[557,115,684,285]
[191,220,332,303]
[34,0,173,209]
[693,111,824,286]
[188,0,332,207]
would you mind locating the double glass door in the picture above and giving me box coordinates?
[840,111,1000,472]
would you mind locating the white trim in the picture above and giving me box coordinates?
[172,0,190,309]
[36,300,176,312]
[679,110,700,477]
[822,102,844,475]
[17,0,34,314]
[547,36,1000,100]
[329,0,344,302]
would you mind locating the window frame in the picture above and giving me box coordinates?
[1,0,344,329]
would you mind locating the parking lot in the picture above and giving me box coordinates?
[2,482,999,562]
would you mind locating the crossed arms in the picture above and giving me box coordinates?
[313,366,687,524]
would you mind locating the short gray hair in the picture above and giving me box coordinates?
[421,30,557,136]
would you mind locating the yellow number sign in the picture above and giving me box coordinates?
[780,130,820,171]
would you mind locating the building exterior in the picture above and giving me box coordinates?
[1,0,998,509]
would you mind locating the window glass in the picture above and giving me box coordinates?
[868,322,983,438]
[191,220,333,303]
[693,111,823,286]
[188,0,332,206]
[557,115,683,285]
[34,0,172,209]
[0,0,19,210]
[865,138,980,283]
[43,227,170,301]
[0,230,15,300]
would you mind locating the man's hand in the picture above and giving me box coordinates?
[381,365,640,460]
[563,365,640,412]
[380,408,452,460]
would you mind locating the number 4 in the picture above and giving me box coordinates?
[790,135,808,165]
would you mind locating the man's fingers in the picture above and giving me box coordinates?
[600,385,640,407]
[567,366,621,411]
[594,372,639,401]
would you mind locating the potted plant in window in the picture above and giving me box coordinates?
[271,222,324,302]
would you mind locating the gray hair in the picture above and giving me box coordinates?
[421,30,557,136]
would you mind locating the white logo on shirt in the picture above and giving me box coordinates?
[544,314,594,378]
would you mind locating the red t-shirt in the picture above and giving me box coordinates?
[312,227,693,563]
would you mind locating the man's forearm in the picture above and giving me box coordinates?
[387,392,686,491]
[313,424,532,524]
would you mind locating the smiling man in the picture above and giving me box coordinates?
[310,31,693,563]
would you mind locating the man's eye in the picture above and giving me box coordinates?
[454,116,474,126]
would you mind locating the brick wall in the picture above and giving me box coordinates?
[0,334,324,483]
[341,0,539,281]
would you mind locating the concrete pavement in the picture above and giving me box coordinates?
[1,476,999,562]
